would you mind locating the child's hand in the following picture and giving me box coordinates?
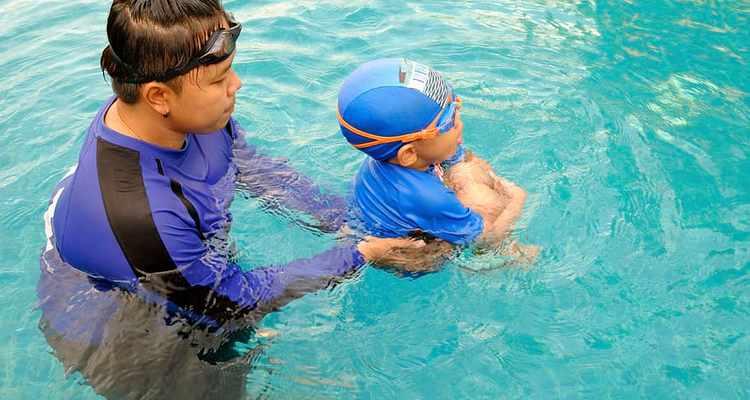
[455,182,506,222]
[494,177,526,202]
[445,154,511,220]
[492,176,523,200]
[464,150,495,177]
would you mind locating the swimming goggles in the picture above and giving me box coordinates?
[107,15,242,84]
[338,96,463,149]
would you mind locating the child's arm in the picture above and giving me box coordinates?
[477,180,526,246]
[446,152,527,248]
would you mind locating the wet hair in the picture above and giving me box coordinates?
[100,0,228,103]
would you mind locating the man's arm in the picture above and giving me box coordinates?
[150,203,366,324]
[151,204,442,324]
[229,118,347,233]
[183,244,365,321]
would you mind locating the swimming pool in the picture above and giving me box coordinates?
[1,0,748,398]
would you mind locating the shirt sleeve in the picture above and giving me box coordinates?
[227,118,347,232]
[399,179,484,246]
[152,204,364,325]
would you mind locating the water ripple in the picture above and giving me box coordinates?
[1,0,749,398]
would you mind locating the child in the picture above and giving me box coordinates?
[337,58,533,272]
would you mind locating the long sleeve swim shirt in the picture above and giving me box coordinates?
[352,149,484,246]
[48,97,363,324]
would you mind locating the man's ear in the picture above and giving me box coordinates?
[141,82,173,116]
[396,144,419,167]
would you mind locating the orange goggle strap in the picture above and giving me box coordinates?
[337,96,462,149]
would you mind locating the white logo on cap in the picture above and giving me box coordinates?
[400,59,430,92]
[399,59,451,107]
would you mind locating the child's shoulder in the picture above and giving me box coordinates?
[352,157,483,244]
[356,158,459,211]
[357,157,444,189]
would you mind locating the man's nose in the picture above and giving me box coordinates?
[229,69,242,94]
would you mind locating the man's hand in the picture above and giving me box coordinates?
[357,236,455,273]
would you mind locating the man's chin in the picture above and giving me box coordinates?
[191,117,232,134]
[212,114,233,132]
[220,113,232,128]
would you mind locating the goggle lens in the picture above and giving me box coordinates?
[199,22,241,65]
[436,99,460,133]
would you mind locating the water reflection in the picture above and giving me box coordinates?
[38,245,265,400]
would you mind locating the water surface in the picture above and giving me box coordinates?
[0,0,748,398]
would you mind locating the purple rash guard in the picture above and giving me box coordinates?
[44,97,363,326]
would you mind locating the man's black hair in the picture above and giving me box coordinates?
[100,0,228,103]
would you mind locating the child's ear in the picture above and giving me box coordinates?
[396,144,419,167]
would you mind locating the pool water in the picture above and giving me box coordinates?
[1,0,749,398]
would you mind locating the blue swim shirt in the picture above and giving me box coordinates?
[352,156,483,245]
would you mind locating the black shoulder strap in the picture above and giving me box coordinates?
[97,137,176,274]
[97,138,244,322]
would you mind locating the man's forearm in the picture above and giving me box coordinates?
[165,243,364,326]
[244,243,365,315]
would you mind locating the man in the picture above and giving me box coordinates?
[39,1,416,398]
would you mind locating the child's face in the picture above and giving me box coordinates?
[413,111,463,164]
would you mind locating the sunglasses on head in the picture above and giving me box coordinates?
[108,15,242,84]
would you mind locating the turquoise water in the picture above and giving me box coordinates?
[1,0,749,398]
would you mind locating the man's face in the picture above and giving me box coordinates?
[168,51,242,134]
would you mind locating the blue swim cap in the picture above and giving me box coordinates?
[338,58,454,161]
